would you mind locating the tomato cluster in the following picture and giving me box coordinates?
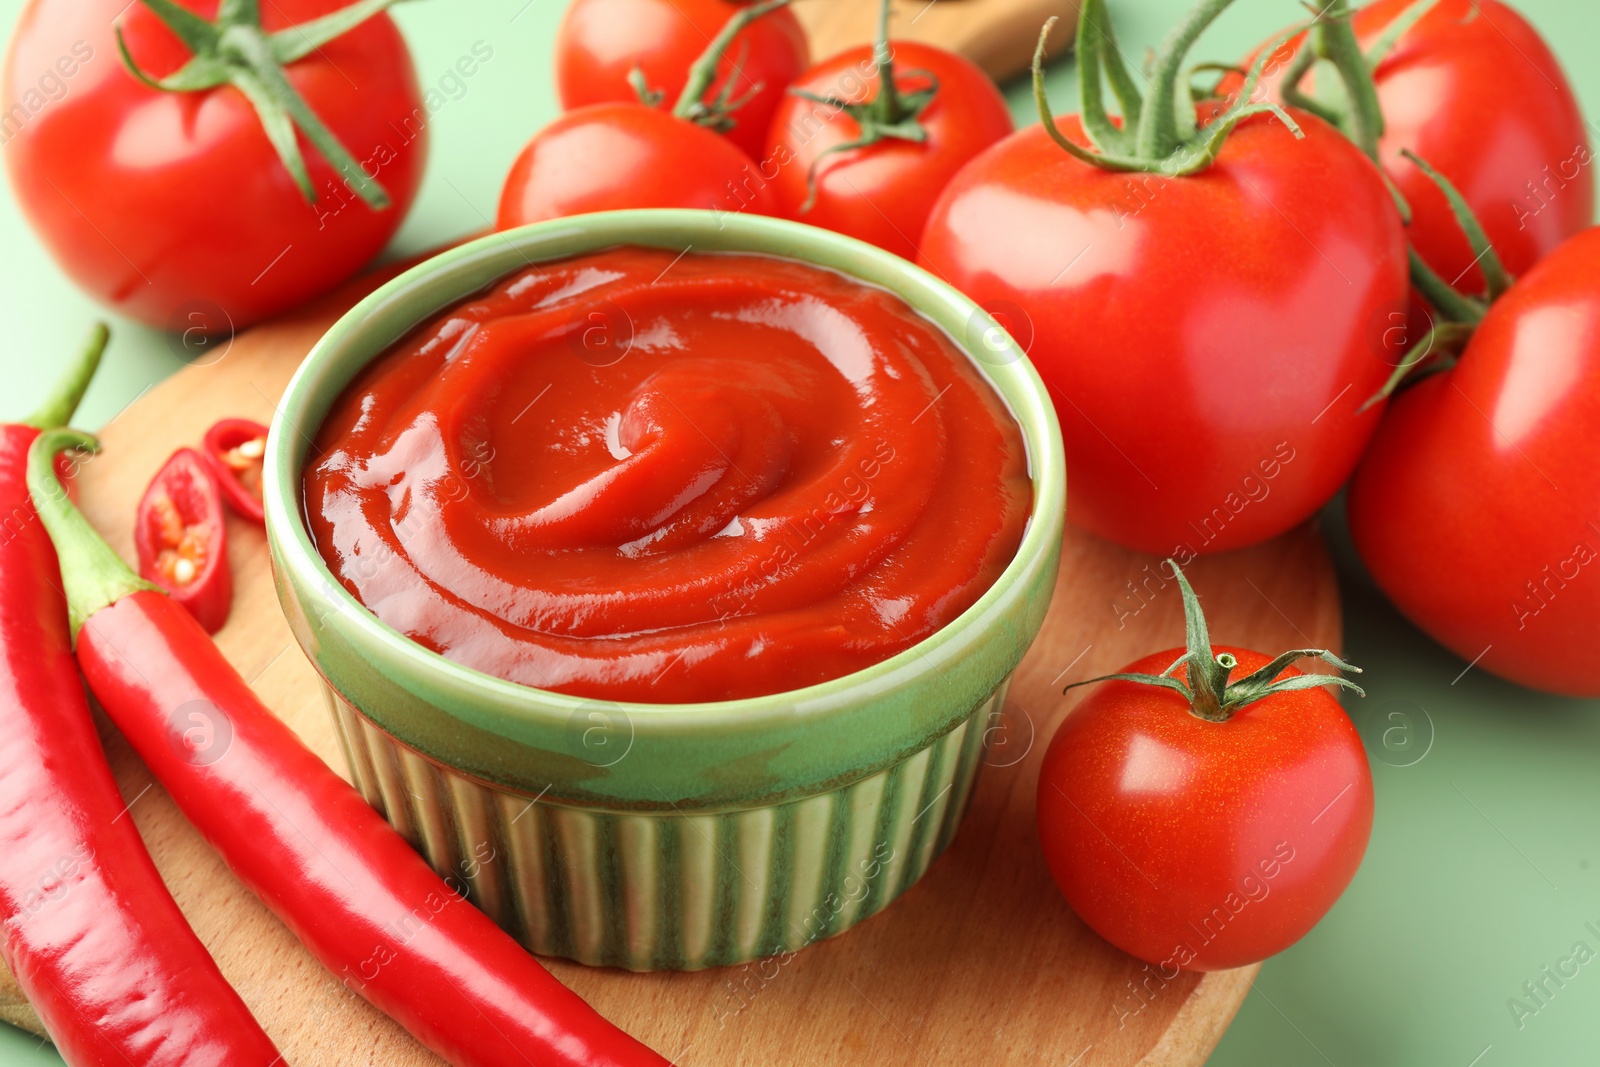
[501,0,1597,708]
[499,0,1014,255]
[1021,0,1597,983]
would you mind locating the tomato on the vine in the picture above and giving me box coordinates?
[501,2,785,229]
[1348,226,1600,697]
[497,102,773,227]
[1037,563,1373,971]
[920,3,1407,557]
[3,0,425,331]
[1234,0,1590,296]
[555,0,808,161]
[763,17,1012,260]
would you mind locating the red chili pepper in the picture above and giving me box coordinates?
[135,447,233,633]
[1,329,282,1066]
[29,428,671,1067]
[202,417,268,523]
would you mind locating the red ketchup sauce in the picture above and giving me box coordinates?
[305,248,1030,702]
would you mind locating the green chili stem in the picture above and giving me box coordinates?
[23,324,110,431]
[27,429,161,640]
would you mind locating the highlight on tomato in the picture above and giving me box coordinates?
[1347,157,1600,698]
[3,0,427,332]
[919,0,1408,558]
[1037,561,1373,971]
[498,0,790,229]
[554,0,809,161]
[1223,0,1590,300]
[762,0,1013,260]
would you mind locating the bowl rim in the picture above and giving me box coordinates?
[264,209,1065,741]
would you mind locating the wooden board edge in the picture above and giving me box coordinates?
[0,999,43,1042]
[1137,965,1261,1066]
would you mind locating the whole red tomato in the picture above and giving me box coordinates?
[1348,227,1600,697]
[1238,0,1590,296]
[1037,568,1373,971]
[920,108,1407,556]
[764,41,1013,261]
[3,0,424,332]
[556,0,808,161]
[496,103,773,228]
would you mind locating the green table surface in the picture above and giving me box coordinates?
[2,1,1598,1064]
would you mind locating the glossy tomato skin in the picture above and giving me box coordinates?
[1348,228,1600,697]
[1243,0,1590,295]
[920,110,1407,556]
[555,0,809,161]
[1037,647,1374,971]
[763,42,1013,260]
[496,103,774,228]
[3,0,425,330]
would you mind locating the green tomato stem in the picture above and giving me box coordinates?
[1065,560,1364,722]
[116,0,400,209]
[672,0,792,124]
[1309,0,1385,160]
[1134,0,1234,160]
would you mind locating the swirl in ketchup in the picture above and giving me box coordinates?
[305,248,1030,703]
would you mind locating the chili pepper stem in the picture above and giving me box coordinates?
[1064,560,1364,721]
[23,324,109,431]
[27,428,159,639]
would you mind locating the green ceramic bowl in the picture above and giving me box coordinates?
[264,210,1066,970]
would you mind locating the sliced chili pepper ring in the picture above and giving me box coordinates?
[203,417,269,523]
[135,447,232,633]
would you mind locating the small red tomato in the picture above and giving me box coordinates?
[1234,0,1590,294]
[1348,227,1600,697]
[496,103,772,228]
[135,448,232,633]
[201,418,268,524]
[3,0,426,331]
[764,40,1013,260]
[1037,564,1373,971]
[555,0,809,161]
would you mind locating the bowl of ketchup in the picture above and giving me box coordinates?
[265,210,1066,970]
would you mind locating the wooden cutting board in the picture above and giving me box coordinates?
[796,0,1074,82]
[0,254,1343,1063]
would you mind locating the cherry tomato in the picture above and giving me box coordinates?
[496,103,773,229]
[3,0,425,331]
[135,448,231,633]
[555,0,808,161]
[1348,227,1600,697]
[202,418,268,524]
[1236,0,1590,296]
[1038,607,1373,970]
[919,109,1407,557]
[764,41,1013,261]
